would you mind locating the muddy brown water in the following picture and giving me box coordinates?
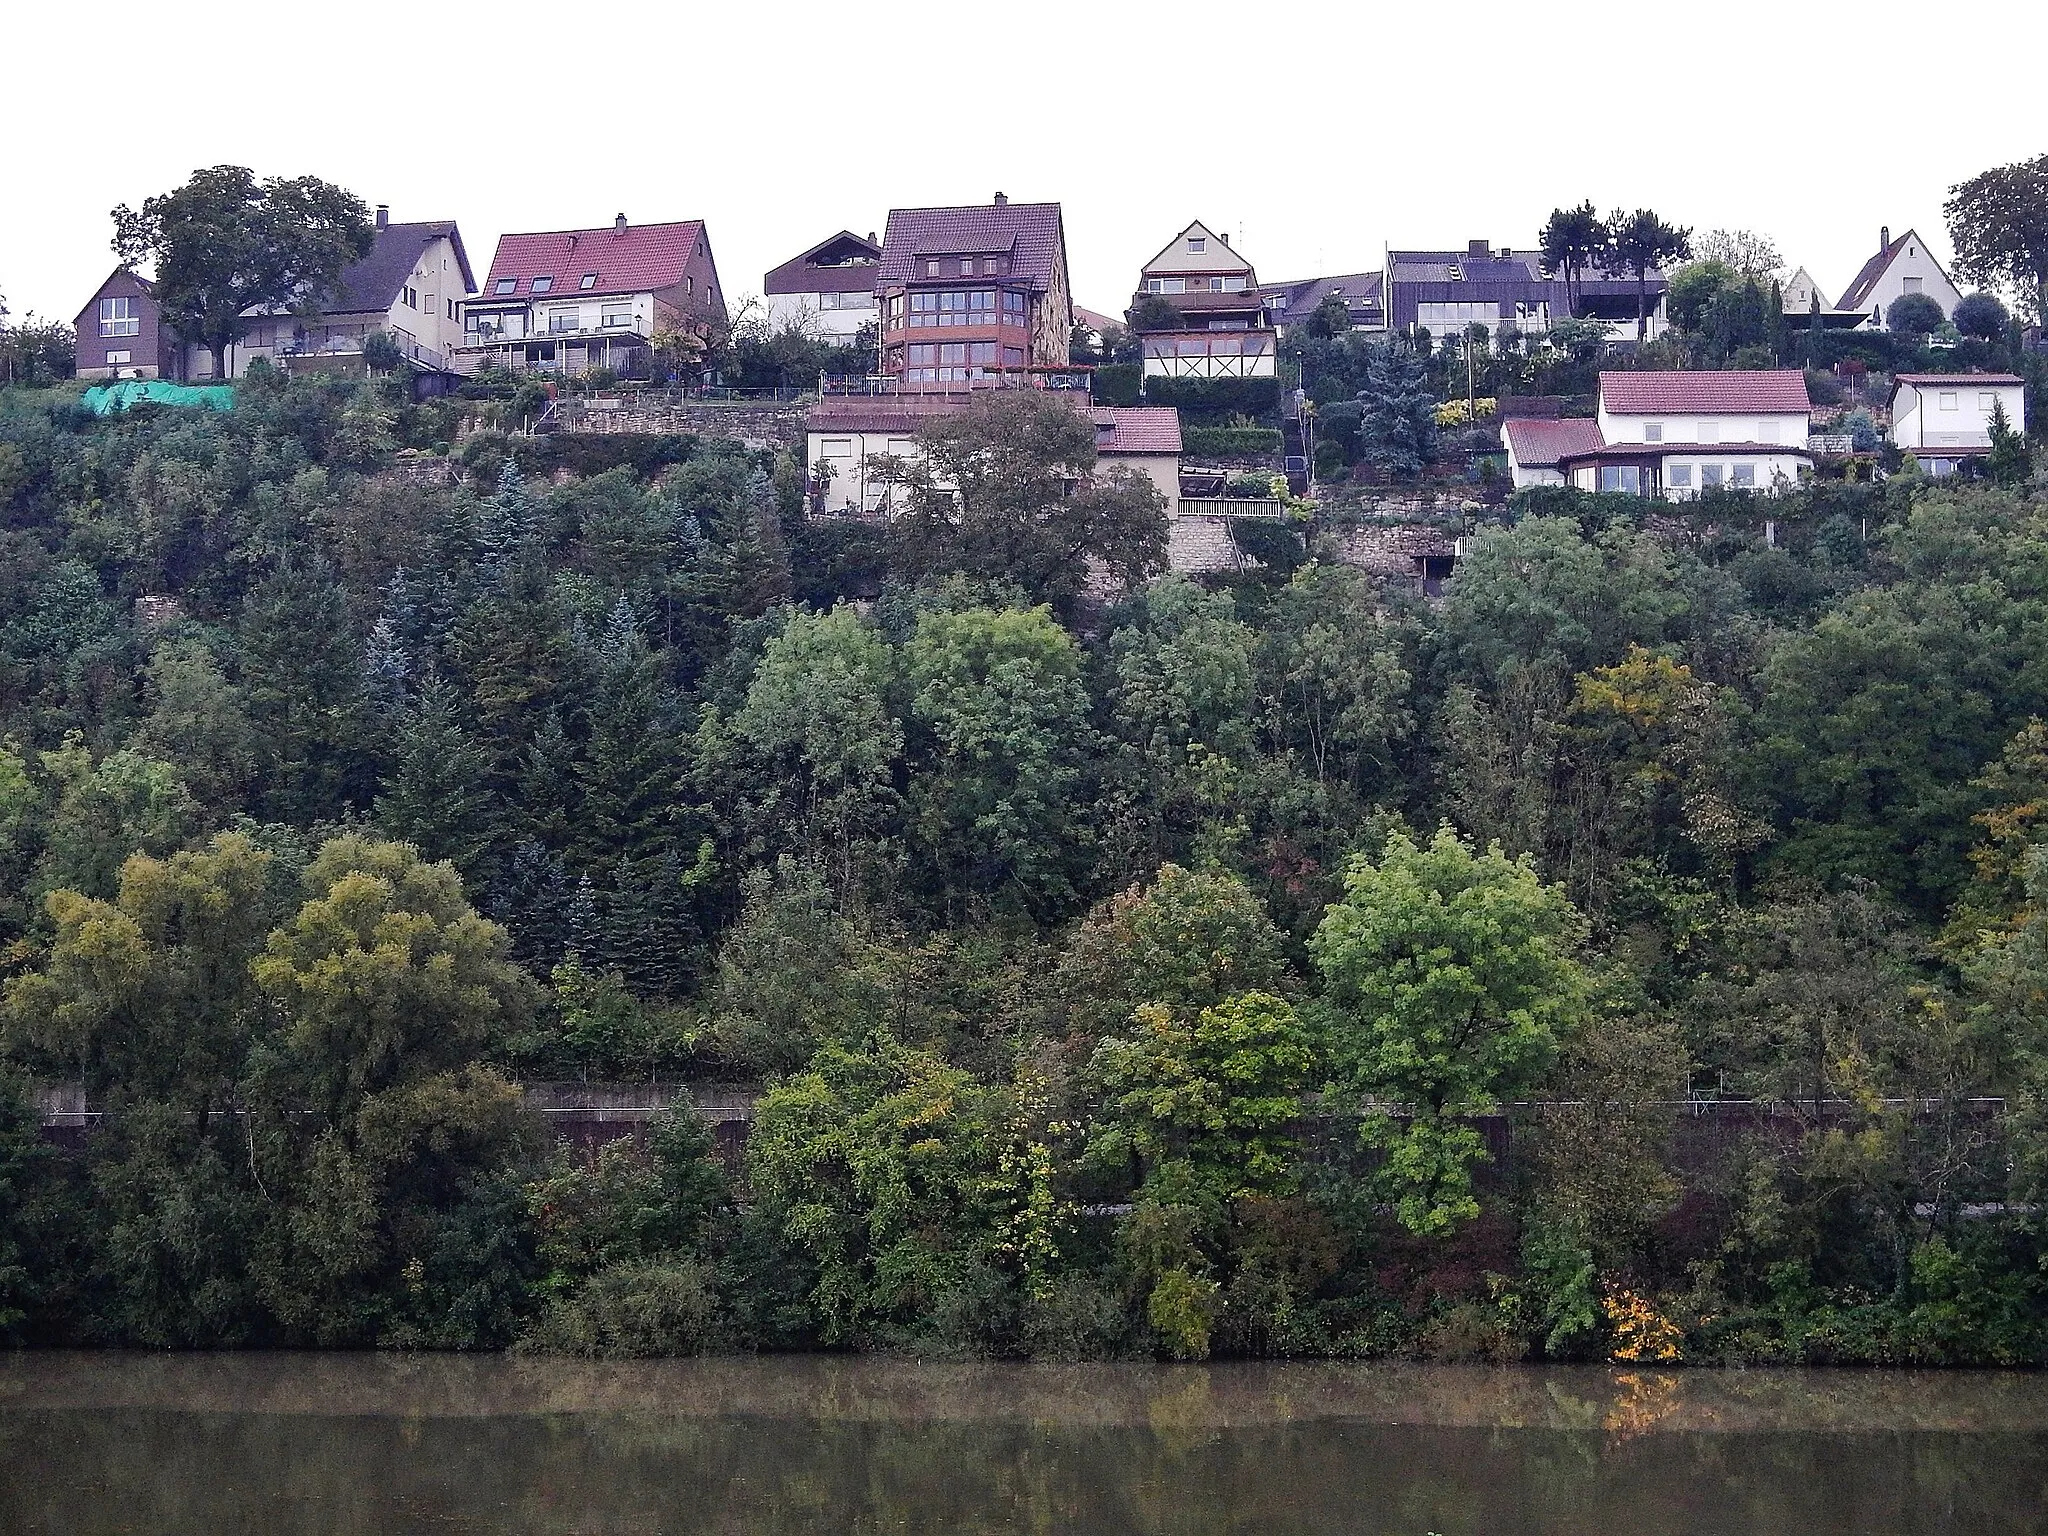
[2,1352,2045,1533]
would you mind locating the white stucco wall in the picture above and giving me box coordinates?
[1893,380,2027,449]
[1597,407,1810,447]
[1854,237,1964,326]
[765,292,877,340]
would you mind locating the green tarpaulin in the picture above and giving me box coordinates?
[81,381,235,416]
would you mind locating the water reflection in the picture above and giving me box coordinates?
[2,1354,2044,1534]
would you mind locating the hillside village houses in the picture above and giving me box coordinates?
[75,207,472,381]
[1831,227,1964,329]
[871,194,1075,381]
[1889,372,2029,476]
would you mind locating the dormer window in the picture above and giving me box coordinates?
[494,278,518,295]
[1188,236,1206,253]
[580,273,598,290]
[1448,264,1464,281]
[531,276,554,293]
[926,259,941,277]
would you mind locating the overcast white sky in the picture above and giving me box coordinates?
[5,0,2045,327]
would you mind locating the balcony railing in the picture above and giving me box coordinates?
[822,369,1092,398]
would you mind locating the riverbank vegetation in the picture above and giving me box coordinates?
[5,373,2048,1365]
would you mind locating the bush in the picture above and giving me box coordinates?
[517,1258,722,1357]
[1182,425,1282,458]
[1142,375,1282,423]
[1955,292,2011,342]
[1092,364,1142,407]
[1886,292,1947,339]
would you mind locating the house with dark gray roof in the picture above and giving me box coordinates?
[1387,239,1669,347]
[1831,226,1963,330]
[204,206,474,379]
[1262,271,1386,335]
[764,230,881,341]
[874,194,1073,381]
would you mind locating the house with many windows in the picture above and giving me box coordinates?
[1128,220,1277,379]
[1833,227,1963,330]
[456,215,726,377]
[1505,371,1812,497]
[874,194,1072,382]
[73,268,181,380]
[762,230,881,340]
[1889,372,2028,475]
[1388,240,1668,345]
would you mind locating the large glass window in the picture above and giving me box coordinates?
[98,296,139,337]
[1701,465,1724,488]
[1597,465,1644,494]
[1417,301,1497,329]
[1732,463,1756,487]
[1668,464,1693,488]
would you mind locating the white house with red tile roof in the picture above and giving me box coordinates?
[805,395,1178,517]
[456,214,725,378]
[1833,227,1963,330]
[1890,372,2027,476]
[1505,371,1813,498]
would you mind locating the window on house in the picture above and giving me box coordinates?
[1188,237,1205,253]
[98,296,140,337]
[1668,464,1692,487]
[1940,392,1959,410]
[1598,465,1643,494]
[1755,421,1778,444]
[548,311,579,334]
[1002,346,1025,366]
[1644,423,1663,442]
[969,342,997,364]
[1903,276,1922,293]
[105,349,131,365]
[1981,393,1998,411]
[940,343,967,364]
[1159,277,1186,294]
[1697,421,1718,443]
[1221,274,1246,292]
[1733,463,1756,487]
[926,260,940,277]
[1210,276,1224,291]
[1701,464,1724,487]
[601,306,634,329]
[821,439,853,457]
[908,345,936,365]
[494,278,518,294]
[685,277,693,296]
[581,273,598,289]
[531,276,553,293]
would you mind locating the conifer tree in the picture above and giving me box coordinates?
[1357,341,1439,477]
[373,669,498,879]
[491,838,574,969]
[574,602,678,863]
[238,554,373,821]
[515,708,581,849]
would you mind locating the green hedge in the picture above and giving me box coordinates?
[1182,425,1283,457]
[1092,364,1142,407]
[1141,375,1282,422]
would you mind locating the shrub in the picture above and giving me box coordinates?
[1092,364,1142,407]
[1182,425,1283,457]
[1955,292,2011,342]
[1142,376,1282,423]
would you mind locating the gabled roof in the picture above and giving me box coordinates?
[764,230,882,296]
[1502,417,1605,468]
[877,199,1065,290]
[1599,370,1811,415]
[1782,265,1831,311]
[1264,271,1384,326]
[478,219,707,302]
[73,266,155,325]
[1093,406,1181,455]
[1074,306,1123,336]
[1139,220,1253,278]
[1834,228,1954,314]
[326,220,473,315]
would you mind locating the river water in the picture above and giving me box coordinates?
[2,1352,2045,1533]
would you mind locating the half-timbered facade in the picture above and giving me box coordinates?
[1130,220,1277,379]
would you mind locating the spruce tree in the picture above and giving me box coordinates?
[490,838,574,969]
[515,707,582,849]
[574,602,678,864]
[373,669,498,879]
[238,554,373,822]
[1357,341,1439,477]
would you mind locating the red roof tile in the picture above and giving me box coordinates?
[479,220,704,300]
[1093,406,1181,455]
[1894,372,2025,386]
[1599,370,1811,415]
[1502,417,1605,467]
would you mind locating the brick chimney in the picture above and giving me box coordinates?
[993,192,1008,206]
[1468,238,1491,259]
[1881,225,1891,251]
[615,212,628,234]
[375,204,389,231]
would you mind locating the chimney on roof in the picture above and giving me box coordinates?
[615,213,628,235]
[867,231,876,244]
[1468,239,1491,260]
[993,192,1008,206]
[375,204,389,232]
[1881,225,1891,251]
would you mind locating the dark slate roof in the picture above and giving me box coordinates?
[1835,230,1911,314]
[764,230,882,296]
[1264,271,1383,326]
[73,266,155,325]
[326,221,473,315]
[877,200,1065,291]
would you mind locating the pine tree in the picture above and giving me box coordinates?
[1358,341,1439,477]
[475,461,543,593]
[1989,398,2034,486]
[239,554,374,821]
[574,605,678,863]
[699,478,792,621]
[490,838,574,969]
[361,615,411,718]
[565,874,601,961]
[515,707,581,849]
[374,669,499,878]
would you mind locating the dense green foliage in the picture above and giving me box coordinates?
[6,372,2048,1364]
